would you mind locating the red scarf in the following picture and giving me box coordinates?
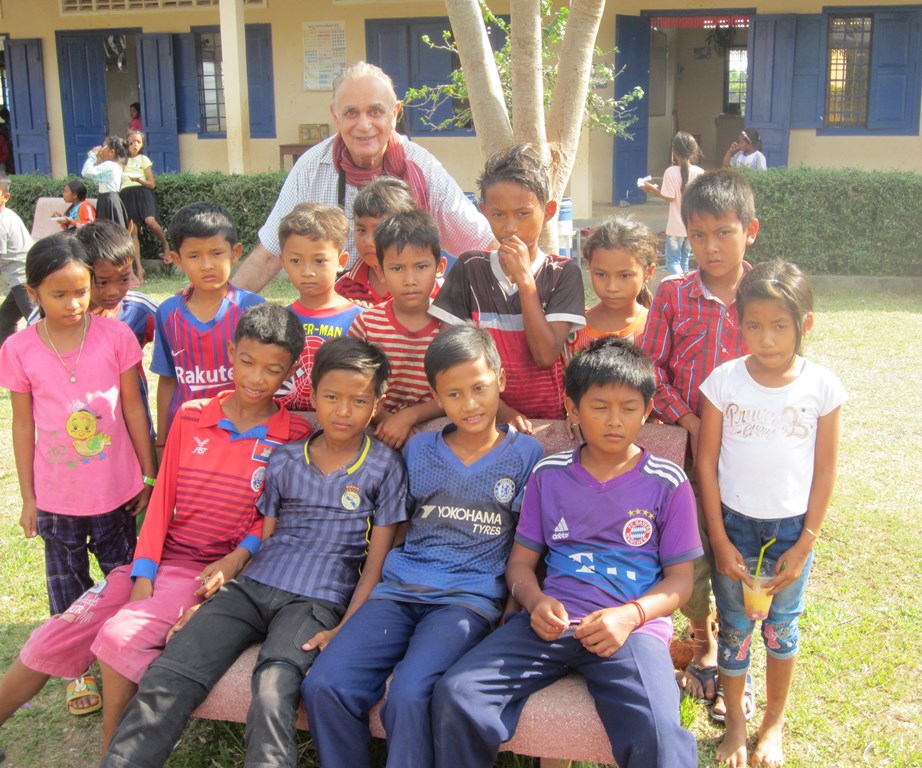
[333,133,431,211]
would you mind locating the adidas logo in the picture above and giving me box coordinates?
[552,517,570,540]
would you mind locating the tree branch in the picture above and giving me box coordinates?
[444,0,513,160]
[510,0,546,150]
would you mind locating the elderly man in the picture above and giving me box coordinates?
[233,61,494,292]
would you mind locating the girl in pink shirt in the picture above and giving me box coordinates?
[0,233,156,617]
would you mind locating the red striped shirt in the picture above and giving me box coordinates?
[348,300,439,414]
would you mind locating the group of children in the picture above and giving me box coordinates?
[0,140,844,768]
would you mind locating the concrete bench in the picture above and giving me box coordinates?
[192,418,689,767]
[30,196,98,240]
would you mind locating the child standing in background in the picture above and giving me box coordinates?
[0,173,35,347]
[276,202,363,412]
[642,132,704,275]
[127,102,142,134]
[567,216,657,355]
[58,180,96,232]
[348,209,446,449]
[336,176,417,305]
[151,202,263,445]
[0,233,155,619]
[697,261,846,768]
[121,131,172,265]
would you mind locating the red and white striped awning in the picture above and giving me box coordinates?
[649,15,750,29]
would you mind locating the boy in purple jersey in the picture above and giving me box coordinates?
[275,202,363,412]
[303,325,543,768]
[101,337,408,768]
[151,202,264,449]
[432,337,701,768]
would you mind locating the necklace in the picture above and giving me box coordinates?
[43,315,89,384]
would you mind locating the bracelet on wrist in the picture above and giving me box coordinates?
[803,526,819,538]
[626,600,646,627]
[142,475,157,488]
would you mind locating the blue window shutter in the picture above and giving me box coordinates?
[408,21,457,134]
[246,24,275,139]
[868,10,921,133]
[790,15,823,129]
[366,21,410,108]
[7,38,52,174]
[173,33,198,134]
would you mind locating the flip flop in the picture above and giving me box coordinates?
[683,662,718,702]
[66,675,102,716]
[710,672,755,724]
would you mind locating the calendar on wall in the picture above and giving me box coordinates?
[303,21,347,91]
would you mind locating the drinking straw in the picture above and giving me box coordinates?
[755,537,777,580]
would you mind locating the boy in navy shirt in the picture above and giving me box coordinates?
[101,337,407,768]
[302,325,543,768]
[432,337,701,768]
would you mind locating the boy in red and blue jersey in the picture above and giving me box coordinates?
[151,202,264,444]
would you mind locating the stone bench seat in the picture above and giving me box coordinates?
[192,417,689,767]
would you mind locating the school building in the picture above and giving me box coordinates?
[0,0,919,216]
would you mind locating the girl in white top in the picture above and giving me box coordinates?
[82,136,131,231]
[723,128,767,171]
[697,261,847,768]
[642,132,704,274]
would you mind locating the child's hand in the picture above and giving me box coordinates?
[497,235,533,286]
[497,401,533,435]
[529,595,569,641]
[302,627,337,653]
[764,542,812,595]
[641,181,659,193]
[573,605,637,658]
[167,603,202,641]
[20,500,37,538]
[129,577,154,603]
[713,539,752,586]
[565,411,582,442]
[195,552,247,598]
[374,409,417,450]
[125,485,152,517]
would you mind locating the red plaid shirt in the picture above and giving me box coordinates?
[641,268,750,423]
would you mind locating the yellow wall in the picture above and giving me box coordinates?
[1,0,920,193]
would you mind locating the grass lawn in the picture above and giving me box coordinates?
[0,272,920,767]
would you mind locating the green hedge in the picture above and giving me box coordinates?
[747,168,922,276]
[9,171,287,261]
[10,167,922,275]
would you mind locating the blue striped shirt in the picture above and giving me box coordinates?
[246,432,409,604]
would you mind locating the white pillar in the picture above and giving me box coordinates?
[219,0,250,173]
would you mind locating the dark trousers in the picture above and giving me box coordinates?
[100,576,343,768]
[431,613,698,768]
[0,284,36,347]
[37,507,136,615]
[302,599,490,768]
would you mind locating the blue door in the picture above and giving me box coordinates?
[6,38,51,174]
[137,34,180,172]
[746,16,795,168]
[57,32,108,175]
[613,15,651,205]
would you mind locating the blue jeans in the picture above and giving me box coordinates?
[432,613,697,768]
[665,235,691,275]
[302,599,491,768]
[712,506,814,676]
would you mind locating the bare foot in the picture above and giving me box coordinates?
[716,719,748,767]
[751,720,784,767]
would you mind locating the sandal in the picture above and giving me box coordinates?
[710,673,755,724]
[683,662,718,702]
[66,675,102,716]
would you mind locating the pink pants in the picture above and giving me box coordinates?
[20,563,203,683]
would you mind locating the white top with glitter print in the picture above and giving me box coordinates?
[700,356,847,520]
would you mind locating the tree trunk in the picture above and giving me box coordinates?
[510,0,547,156]
[444,0,513,161]
[546,0,607,201]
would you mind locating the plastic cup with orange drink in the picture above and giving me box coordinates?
[742,556,776,620]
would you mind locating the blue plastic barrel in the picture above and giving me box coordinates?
[558,196,573,258]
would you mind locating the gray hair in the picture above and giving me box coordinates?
[332,61,398,108]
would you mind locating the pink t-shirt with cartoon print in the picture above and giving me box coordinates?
[0,315,144,515]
